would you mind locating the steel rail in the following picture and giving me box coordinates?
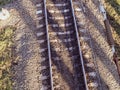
[70,0,88,90]
[44,0,54,90]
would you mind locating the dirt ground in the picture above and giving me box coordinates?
[0,0,41,90]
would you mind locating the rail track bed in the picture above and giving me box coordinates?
[35,0,101,90]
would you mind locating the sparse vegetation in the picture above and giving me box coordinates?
[0,26,15,90]
[105,0,120,56]
[0,0,13,6]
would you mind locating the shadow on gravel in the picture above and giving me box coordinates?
[12,0,39,89]
[90,33,120,84]
[50,44,74,90]
[12,34,31,89]
[83,0,120,84]
[99,75,110,90]
[46,9,77,89]
[14,0,36,35]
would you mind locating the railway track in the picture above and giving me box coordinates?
[35,0,101,90]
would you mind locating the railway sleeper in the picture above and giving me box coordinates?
[36,3,43,7]
[36,16,45,21]
[77,21,85,26]
[81,44,89,51]
[37,39,47,44]
[39,48,47,53]
[36,32,46,37]
[40,75,50,81]
[49,31,74,35]
[88,72,96,77]
[36,27,46,32]
[53,75,59,79]
[83,53,91,59]
[76,19,86,24]
[76,24,83,29]
[53,85,60,89]
[50,38,75,43]
[41,85,50,90]
[84,62,95,68]
[79,29,87,33]
[47,3,68,7]
[73,2,80,5]
[80,36,90,41]
[36,7,44,12]
[88,82,98,88]
[49,23,72,27]
[76,14,85,19]
[49,16,72,20]
[86,63,94,68]
[40,57,48,62]
[75,8,82,12]
[52,47,77,52]
[37,13,44,18]
[36,24,45,29]
[41,66,49,70]
[49,9,70,13]
[36,10,43,14]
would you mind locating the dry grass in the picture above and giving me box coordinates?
[0,26,15,90]
[105,0,120,56]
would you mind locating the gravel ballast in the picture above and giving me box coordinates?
[84,0,120,90]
